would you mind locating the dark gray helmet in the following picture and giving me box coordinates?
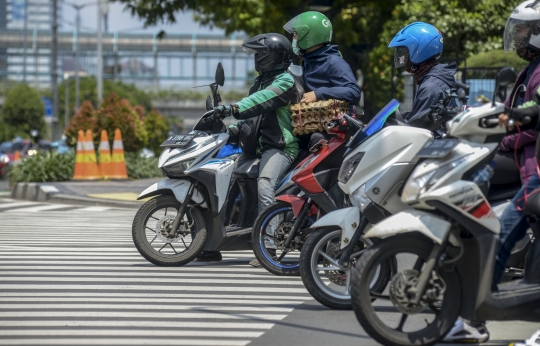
[242,33,292,73]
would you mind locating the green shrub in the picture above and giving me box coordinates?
[8,152,75,184]
[125,152,163,179]
[1,83,45,142]
[144,110,169,155]
[463,49,528,72]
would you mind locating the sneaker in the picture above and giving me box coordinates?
[193,251,222,262]
[443,318,490,343]
[249,258,261,267]
[509,329,540,346]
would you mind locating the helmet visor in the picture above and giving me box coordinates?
[283,15,300,34]
[504,18,534,52]
[242,47,257,55]
[394,46,409,69]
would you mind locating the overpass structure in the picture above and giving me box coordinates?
[0,29,253,88]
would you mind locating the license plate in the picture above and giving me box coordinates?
[415,139,459,158]
[160,135,194,148]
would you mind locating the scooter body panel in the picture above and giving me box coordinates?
[138,179,207,208]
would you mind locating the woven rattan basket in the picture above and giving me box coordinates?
[290,100,349,135]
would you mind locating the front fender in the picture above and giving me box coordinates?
[310,207,360,249]
[138,179,207,208]
[363,210,451,245]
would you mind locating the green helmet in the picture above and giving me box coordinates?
[283,11,333,51]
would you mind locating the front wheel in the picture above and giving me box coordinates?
[351,234,462,346]
[299,228,391,310]
[251,201,313,276]
[132,195,207,266]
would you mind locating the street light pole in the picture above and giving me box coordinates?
[52,0,59,140]
[23,0,28,82]
[97,0,103,104]
[64,73,70,129]
[75,5,80,111]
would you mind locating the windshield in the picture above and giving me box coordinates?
[346,99,400,151]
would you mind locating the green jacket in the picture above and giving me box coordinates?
[229,71,299,158]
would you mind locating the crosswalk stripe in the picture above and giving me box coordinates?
[0,340,251,346]
[0,199,310,345]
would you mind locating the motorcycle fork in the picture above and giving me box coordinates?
[283,198,312,249]
[338,215,369,267]
[170,181,196,233]
[409,243,444,305]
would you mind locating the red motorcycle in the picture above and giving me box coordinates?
[250,113,363,275]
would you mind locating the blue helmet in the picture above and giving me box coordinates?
[389,22,443,69]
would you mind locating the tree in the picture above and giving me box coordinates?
[57,76,153,129]
[0,83,45,141]
[64,101,97,146]
[464,49,528,72]
[143,109,169,154]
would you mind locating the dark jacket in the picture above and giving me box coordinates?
[302,45,361,105]
[502,60,540,184]
[228,70,299,158]
[406,63,457,124]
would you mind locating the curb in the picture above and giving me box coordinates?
[11,182,142,209]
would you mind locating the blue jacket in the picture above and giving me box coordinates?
[302,45,361,105]
[406,63,457,123]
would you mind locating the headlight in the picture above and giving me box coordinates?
[402,155,469,203]
[27,149,38,156]
[350,184,371,211]
[338,152,365,184]
[0,155,9,163]
[163,159,194,176]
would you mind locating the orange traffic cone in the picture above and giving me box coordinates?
[13,150,20,162]
[98,130,112,179]
[73,130,101,180]
[110,129,128,179]
[84,130,101,180]
[72,130,86,180]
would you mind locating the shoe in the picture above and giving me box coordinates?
[193,251,222,262]
[509,329,540,346]
[249,249,276,268]
[443,318,490,343]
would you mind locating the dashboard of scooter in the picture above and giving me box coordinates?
[446,102,506,142]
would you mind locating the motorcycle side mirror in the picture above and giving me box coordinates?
[492,66,517,106]
[215,62,225,87]
[457,88,467,106]
[205,95,213,111]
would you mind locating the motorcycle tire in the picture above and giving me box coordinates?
[251,201,309,276]
[351,234,461,346]
[132,195,207,266]
[299,228,391,310]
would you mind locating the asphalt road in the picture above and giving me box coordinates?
[0,197,537,346]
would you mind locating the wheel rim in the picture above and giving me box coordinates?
[310,229,379,300]
[259,206,312,269]
[358,248,449,335]
[141,204,200,258]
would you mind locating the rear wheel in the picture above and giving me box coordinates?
[351,234,461,346]
[251,201,313,276]
[132,195,207,266]
[299,228,391,310]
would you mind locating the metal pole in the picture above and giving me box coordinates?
[52,0,59,139]
[113,31,118,81]
[33,29,38,88]
[97,1,103,104]
[153,32,158,93]
[64,76,69,128]
[75,7,80,110]
[23,0,28,82]
[191,33,197,87]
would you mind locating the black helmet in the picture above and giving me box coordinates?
[242,33,292,73]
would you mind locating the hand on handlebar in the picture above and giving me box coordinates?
[498,113,520,131]
[213,105,234,121]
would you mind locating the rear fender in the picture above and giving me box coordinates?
[138,179,207,208]
[310,207,360,249]
[363,210,453,245]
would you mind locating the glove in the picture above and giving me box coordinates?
[213,105,233,120]
[504,106,538,125]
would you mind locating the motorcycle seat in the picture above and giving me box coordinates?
[232,158,259,179]
[524,190,540,216]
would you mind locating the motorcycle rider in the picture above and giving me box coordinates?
[283,11,361,107]
[389,22,457,137]
[445,1,540,342]
[201,33,299,264]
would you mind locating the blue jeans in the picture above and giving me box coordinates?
[493,173,540,284]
